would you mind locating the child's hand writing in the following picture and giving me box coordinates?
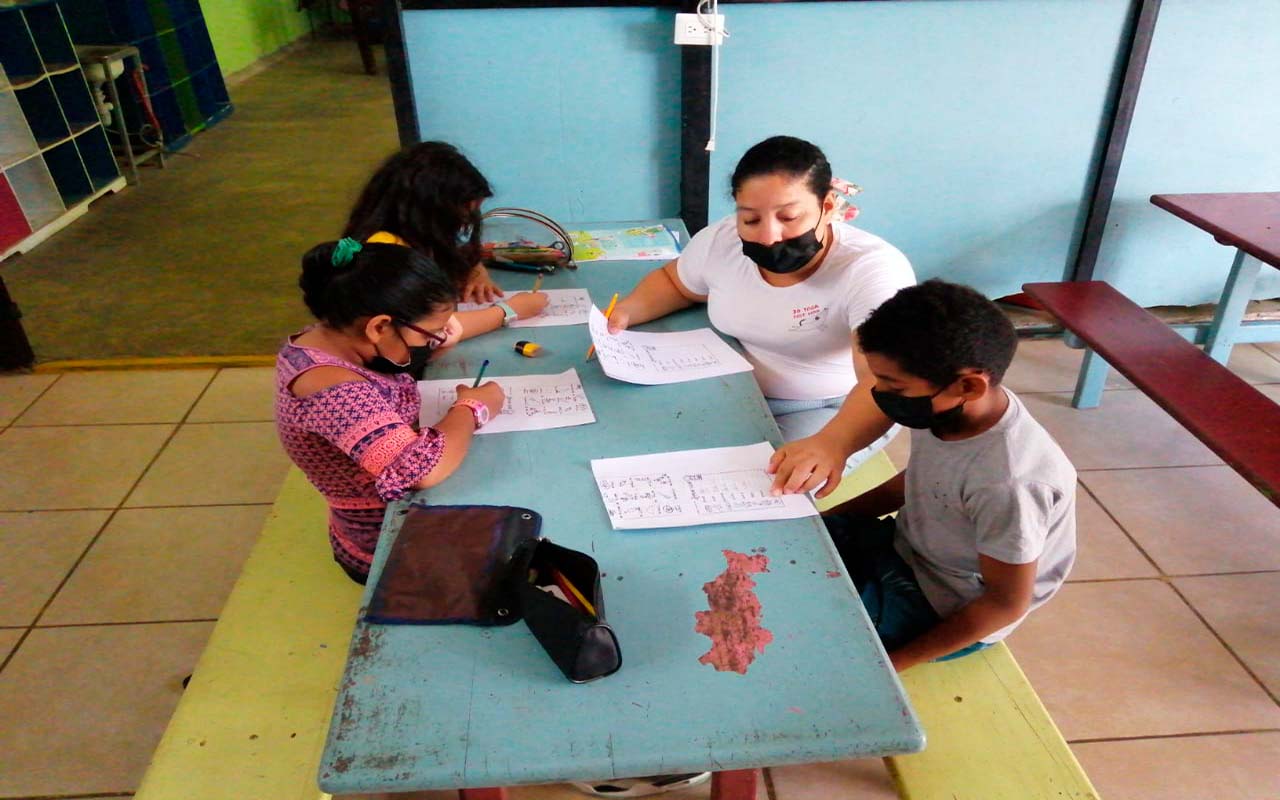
[507,291,549,319]
[455,381,505,418]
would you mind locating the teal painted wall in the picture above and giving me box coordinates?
[402,1,1279,304]
[402,8,681,223]
[706,0,1129,298]
[1093,0,1280,306]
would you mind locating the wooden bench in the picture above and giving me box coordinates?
[887,642,1098,799]
[136,455,1096,799]
[134,468,359,800]
[1024,280,1280,506]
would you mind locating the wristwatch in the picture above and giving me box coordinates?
[495,301,518,327]
[452,398,490,429]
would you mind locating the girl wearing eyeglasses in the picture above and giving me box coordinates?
[275,238,503,584]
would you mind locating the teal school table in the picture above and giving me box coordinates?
[318,221,924,798]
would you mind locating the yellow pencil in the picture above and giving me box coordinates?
[552,567,597,618]
[532,273,544,292]
[586,292,620,361]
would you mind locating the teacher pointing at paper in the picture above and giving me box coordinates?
[607,135,915,480]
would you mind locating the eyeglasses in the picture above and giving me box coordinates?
[395,320,449,349]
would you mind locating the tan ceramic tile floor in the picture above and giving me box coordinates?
[1,339,1278,798]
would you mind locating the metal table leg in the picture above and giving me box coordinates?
[1063,331,1110,409]
[103,59,138,184]
[1204,248,1264,364]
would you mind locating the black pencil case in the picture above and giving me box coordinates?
[518,538,621,683]
[364,504,621,683]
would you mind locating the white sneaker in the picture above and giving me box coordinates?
[570,772,712,797]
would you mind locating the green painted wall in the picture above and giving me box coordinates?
[203,0,312,77]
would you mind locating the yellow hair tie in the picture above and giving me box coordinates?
[367,230,409,246]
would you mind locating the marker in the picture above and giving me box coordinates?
[471,358,490,387]
[532,273,544,292]
[585,292,620,361]
[514,340,542,357]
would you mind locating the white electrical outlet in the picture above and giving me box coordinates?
[674,12,725,46]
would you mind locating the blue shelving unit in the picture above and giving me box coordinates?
[0,0,126,262]
[62,0,233,152]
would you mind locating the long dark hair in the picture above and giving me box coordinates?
[343,142,493,289]
[730,136,832,201]
[299,241,457,328]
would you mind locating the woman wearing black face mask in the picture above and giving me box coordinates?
[607,135,915,480]
[275,238,506,584]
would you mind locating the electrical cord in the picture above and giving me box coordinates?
[696,0,728,152]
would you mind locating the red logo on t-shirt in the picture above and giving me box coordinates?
[788,304,826,332]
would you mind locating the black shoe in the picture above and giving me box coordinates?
[570,772,712,797]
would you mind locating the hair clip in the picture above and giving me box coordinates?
[332,237,363,267]
[830,177,863,222]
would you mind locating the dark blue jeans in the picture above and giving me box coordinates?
[824,514,988,661]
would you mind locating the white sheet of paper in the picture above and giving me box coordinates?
[418,368,596,434]
[456,288,592,328]
[590,442,817,530]
[587,306,753,385]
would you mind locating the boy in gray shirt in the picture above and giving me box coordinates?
[816,280,1076,670]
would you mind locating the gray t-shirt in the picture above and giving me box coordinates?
[895,388,1077,643]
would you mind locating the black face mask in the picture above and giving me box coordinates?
[741,226,825,274]
[365,329,433,380]
[871,384,966,432]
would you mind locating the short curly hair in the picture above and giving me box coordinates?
[856,279,1017,387]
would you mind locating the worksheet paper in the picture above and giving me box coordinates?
[456,288,592,328]
[587,306,753,385]
[418,368,595,434]
[591,442,818,530]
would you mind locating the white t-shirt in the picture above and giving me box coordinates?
[894,389,1078,644]
[676,215,915,400]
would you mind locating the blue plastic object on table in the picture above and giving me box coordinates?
[317,220,924,795]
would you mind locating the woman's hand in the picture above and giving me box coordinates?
[463,264,504,304]
[606,307,630,334]
[505,291,549,319]
[767,434,849,498]
[455,380,505,418]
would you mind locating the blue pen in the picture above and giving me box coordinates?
[472,359,490,388]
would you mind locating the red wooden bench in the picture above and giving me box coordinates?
[1023,280,1280,507]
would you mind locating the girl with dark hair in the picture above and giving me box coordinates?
[345,141,548,339]
[275,238,505,583]
[607,135,915,481]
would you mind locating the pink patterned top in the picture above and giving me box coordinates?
[275,334,445,578]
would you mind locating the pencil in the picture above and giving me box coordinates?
[552,567,597,617]
[471,358,490,388]
[585,292,620,361]
[532,273,544,292]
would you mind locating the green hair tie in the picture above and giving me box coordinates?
[332,237,363,267]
